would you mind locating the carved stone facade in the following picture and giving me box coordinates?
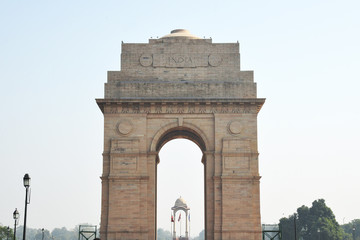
[96,29,265,240]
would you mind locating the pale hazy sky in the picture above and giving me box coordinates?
[1,0,360,238]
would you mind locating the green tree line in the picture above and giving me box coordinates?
[279,199,359,240]
[1,201,357,240]
[0,225,98,240]
[0,225,204,240]
[156,228,204,240]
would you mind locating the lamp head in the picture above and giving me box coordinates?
[23,173,31,188]
[13,208,19,220]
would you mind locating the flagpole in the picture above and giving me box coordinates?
[189,220,191,239]
[189,212,191,240]
[177,212,181,239]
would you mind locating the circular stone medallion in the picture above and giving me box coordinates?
[208,54,222,67]
[117,120,133,135]
[139,54,153,67]
[228,120,242,135]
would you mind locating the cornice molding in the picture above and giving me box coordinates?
[96,98,265,114]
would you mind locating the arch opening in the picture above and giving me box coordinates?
[155,127,207,153]
[156,137,205,239]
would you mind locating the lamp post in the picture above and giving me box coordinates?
[7,226,10,240]
[42,229,44,240]
[294,213,297,240]
[13,208,19,240]
[317,228,320,240]
[299,227,306,240]
[23,173,31,240]
[353,226,356,240]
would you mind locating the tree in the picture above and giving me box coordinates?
[34,229,51,240]
[51,227,76,240]
[279,199,346,240]
[157,228,172,240]
[192,230,205,240]
[0,225,13,240]
[4,224,100,240]
[280,214,297,240]
[14,226,42,240]
[156,228,205,240]
[342,219,360,240]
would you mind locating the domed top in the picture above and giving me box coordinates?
[174,196,188,208]
[161,29,200,39]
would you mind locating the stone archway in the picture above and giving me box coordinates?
[96,29,265,240]
[153,125,208,239]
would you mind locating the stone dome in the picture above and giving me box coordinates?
[174,196,188,208]
[161,29,200,39]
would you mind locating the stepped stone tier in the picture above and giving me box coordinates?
[96,29,265,240]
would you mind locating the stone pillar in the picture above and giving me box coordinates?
[185,211,189,238]
[173,210,176,239]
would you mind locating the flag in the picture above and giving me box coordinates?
[171,215,174,222]
[178,213,181,222]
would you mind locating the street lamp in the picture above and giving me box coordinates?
[13,208,19,240]
[300,227,307,240]
[42,229,44,240]
[7,226,10,240]
[294,213,297,240]
[23,173,31,240]
[317,228,320,240]
[353,226,356,240]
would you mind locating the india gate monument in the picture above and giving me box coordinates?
[96,29,265,240]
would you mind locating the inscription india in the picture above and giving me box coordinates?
[140,53,222,68]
